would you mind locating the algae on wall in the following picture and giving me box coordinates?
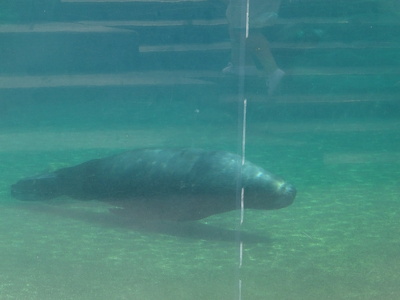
[0,0,60,23]
[379,0,400,17]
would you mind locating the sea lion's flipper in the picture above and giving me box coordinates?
[11,172,62,201]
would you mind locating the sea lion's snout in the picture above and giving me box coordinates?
[280,182,296,202]
[274,182,296,208]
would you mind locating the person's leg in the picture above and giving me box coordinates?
[246,31,277,73]
[230,28,253,67]
[246,31,285,95]
[222,28,259,75]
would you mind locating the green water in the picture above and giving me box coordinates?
[1,101,399,299]
[1,0,400,298]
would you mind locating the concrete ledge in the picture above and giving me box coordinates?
[0,71,217,89]
[0,23,139,74]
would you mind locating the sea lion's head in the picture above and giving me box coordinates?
[241,161,296,210]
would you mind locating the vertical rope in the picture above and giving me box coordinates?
[236,0,249,297]
[237,98,247,300]
[245,0,250,39]
[240,99,247,226]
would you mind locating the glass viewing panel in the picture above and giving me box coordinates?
[1,0,399,299]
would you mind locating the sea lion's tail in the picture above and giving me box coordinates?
[11,172,62,201]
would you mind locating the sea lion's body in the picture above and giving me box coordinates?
[11,148,296,221]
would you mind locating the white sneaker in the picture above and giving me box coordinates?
[222,62,259,76]
[267,68,285,96]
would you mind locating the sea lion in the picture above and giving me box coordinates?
[11,148,296,221]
